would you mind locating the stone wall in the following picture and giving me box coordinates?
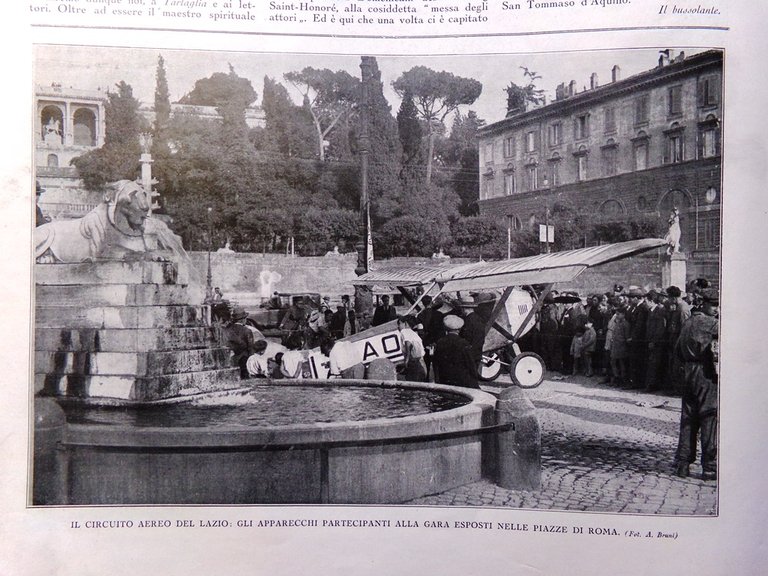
[560,252,663,296]
[189,250,666,305]
[188,252,360,306]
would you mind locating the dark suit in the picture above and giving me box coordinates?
[434,333,480,389]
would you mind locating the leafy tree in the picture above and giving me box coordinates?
[392,66,482,185]
[259,76,315,158]
[363,57,404,226]
[283,67,360,161]
[450,215,506,259]
[71,81,147,190]
[375,215,451,258]
[153,55,171,140]
[504,66,546,115]
[178,64,257,108]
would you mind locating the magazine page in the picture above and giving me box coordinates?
[2,1,767,574]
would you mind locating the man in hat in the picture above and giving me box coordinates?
[433,315,480,389]
[674,288,719,480]
[539,291,562,373]
[664,285,691,392]
[372,294,397,327]
[644,289,667,391]
[223,307,255,379]
[460,292,495,365]
[626,286,648,388]
[557,292,586,375]
[35,180,50,227]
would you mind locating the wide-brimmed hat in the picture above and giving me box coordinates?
[434,297,454,314]
[554,291,580,304]
[458,295,476,308]
[231,306,248,321]
[474,292,496,305]
[443,315,464,330]
[666,285,682,298]
[627,286,645,298]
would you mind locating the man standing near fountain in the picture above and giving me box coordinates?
[433,315,480,389]
[223,307,255,379]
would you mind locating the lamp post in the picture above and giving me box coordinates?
[205,206,213,302]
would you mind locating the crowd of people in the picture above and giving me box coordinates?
[529,279,717,395]
[220,277,719,480]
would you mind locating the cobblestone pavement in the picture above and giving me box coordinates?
[408,374,718,515]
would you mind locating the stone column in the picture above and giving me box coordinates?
[495,386,541,490]
[662,252,687,289]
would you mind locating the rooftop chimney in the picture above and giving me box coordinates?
[568,80,576,97]
[612,65,621,83]
[590,73,599,90]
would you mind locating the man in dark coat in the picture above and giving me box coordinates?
[626,287,648,388]
[644,290,667,391]
[539,293,562,373]
[557,292,586,375]
[433,315,480,389]
[222,307,255,379]
[664,285,692,393]
[371,294,397,326]
[460,292,495,365]
[674,289,719,480]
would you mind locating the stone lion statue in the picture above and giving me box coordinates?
[35,180,154,263]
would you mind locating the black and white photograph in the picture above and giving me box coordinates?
[32,45,722,513]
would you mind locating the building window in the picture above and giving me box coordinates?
[73,108,97,146]
[484,142,494,165]
[573,146,588,181]
[602,142,618,177]
[603,107,616,133]
[525,130,538,153]
[503,136,516,158]
[600,199,625,218]
[698,115,720,158]
[47,154,59,167]
[634,94,650,125]
[526,164,539,191]
[504,172,516,195]
[482,178,494,199]
[701,217,720,248]
[698,75,720,107]
[668,85,683,117]
[549,123,562,146]
[701,129,717,158]
[574,114,590,140]
[632,131,650,171]
[548,154,561,187]
[664,123,685,164]
[507,215,523,231]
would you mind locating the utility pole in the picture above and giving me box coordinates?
[354,56,374,317]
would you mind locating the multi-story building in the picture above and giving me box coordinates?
[477,49,722,283]
[35,83,108,219]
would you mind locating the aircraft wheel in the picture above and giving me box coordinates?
[477,352,505,382]
[510,352,545,389]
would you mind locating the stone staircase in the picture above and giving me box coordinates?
[34,259,241,402]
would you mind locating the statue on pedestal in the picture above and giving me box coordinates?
[663,208,682,256]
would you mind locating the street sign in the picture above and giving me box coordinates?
[539,224,554,243]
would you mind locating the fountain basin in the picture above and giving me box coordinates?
[40,380,497,505]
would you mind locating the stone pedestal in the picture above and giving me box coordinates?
[662,251,687,290]
[35,259,240,402]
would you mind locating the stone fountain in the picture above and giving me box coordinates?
[34,179,240,402]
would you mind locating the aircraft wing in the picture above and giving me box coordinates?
[353,238,667,291]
